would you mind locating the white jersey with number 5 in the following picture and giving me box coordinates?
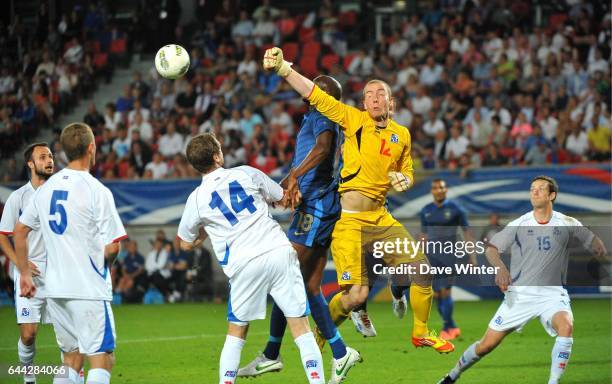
[178,166,291,278]
[19,168,127,301]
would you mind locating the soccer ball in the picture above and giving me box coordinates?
[155,44,190,79]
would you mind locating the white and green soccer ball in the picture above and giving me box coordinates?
[155,44,190,79]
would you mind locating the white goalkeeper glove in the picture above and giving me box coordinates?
[263,47,293,77]
[388,172,412,192]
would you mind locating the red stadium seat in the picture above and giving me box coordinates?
[299,27,316,43]
[298,56,319,78]
[110,38,127,54]
[282,42,299,62]
[93,53,108,69]
[302,41,321,59]
[339,11,358,29]
[321,54,340,71]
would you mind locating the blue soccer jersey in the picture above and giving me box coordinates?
[420,200,469,244]
[292,109,339,202]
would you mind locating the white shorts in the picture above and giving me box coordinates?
[46,298,116,355]
[227,245,308,325]
[14,273,46,324]
[488,292,573,337]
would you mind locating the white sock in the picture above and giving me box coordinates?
[53,368,78,384]
[18,338,35,365]
[79,368,85,384]
[548,336,573,384]
[449,342,481,380]
[294,332,325,384]
[219,335,245,384]
[53,378,74,384]
[86,368,111,384]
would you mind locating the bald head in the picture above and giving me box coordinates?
[314,75,342,100]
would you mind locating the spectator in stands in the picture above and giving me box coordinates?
[144,152,169,179]
[175,83,196,115]
[445,121,470,161]
[117,240,146,303]
[104,102,121,132]
[130,131,153,176]
[145,238,171,300]
[130,112,153,143]
[116,85,134,113]
[158,121,184,158]
[588,113,611,161]
[84,102,105,133]
[482,144,508,166]
[112,124,131,159]
[128,99,150,125]
[565,122,589,160]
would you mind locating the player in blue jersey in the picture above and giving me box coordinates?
[390,178,477,340]
[238,76,361,383]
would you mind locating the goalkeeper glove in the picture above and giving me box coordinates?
[388,172,412,192]
[263,47,293,77]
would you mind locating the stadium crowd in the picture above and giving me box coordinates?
[3,0,611,183]
[0,2,126,179]
[33,0,608,182]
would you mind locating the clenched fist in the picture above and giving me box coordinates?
[388,172,412,192]
[263,47,292,77]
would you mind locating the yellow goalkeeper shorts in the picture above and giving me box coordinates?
[330,206,425,286]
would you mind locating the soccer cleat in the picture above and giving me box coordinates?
[392,295,407,319]
[350,310,377,337]
[237,353,283,377]
[314,325,327,351]
[328,347,363,384]
[437,374,456,383]
[440,327,461,340]
[411,330,455,353]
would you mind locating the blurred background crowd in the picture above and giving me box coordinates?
[1,0,610,184]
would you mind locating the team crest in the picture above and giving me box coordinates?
[444,210,451,219]
[341,271,351,281]
[494,315,503,325]
[21,308,30,317]
[390,133,399,143]
[553,227,561,236]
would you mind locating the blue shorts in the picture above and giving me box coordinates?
[287,190,340,248]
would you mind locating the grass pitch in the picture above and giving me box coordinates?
[0,299,610,383]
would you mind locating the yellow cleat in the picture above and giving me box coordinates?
[412,330,455,354]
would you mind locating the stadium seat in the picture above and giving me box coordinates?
[339,10,358,30]
[302,41,321,59]
[321,53,340,71]
[298,27,316,43]
[110,38,127,54]
[298,56,319,78]
[282,42,299,62]
[93,52,109,69]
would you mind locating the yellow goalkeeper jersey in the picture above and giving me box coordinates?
[308,85,414,204]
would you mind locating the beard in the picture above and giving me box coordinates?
[34,165,54,180]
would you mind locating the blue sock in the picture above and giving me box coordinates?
[390,284,407,300]
[440,296,456,330]
[263,303,286,360]
[308,293,347,360]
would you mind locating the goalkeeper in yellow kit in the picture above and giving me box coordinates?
[263,47,454,354]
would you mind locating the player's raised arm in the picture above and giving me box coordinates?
[263,47,362,132]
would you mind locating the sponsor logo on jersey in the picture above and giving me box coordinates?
[558,352,569,359]
[21,308,30,317]
[390,133,399,143]
[494,315,503,325]
[527,229,534,235]
[306,360,318,368]
[341,271,351,281]
[224,370,236,377]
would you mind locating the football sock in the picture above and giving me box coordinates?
[328,292,350,327]
[410,283,433,336]
[219,335,245,384]
[86,368,110,384]
[439,296,457,330]
[18,337,35,366]
[308,293,347,360]
[68,367,80,384]
[449,342,480,380]
[294,332,325,384]
[548,336,573,384]
[390,284,407,300]
[262,303,286,360]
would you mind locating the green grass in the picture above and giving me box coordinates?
[0,299,610,383]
